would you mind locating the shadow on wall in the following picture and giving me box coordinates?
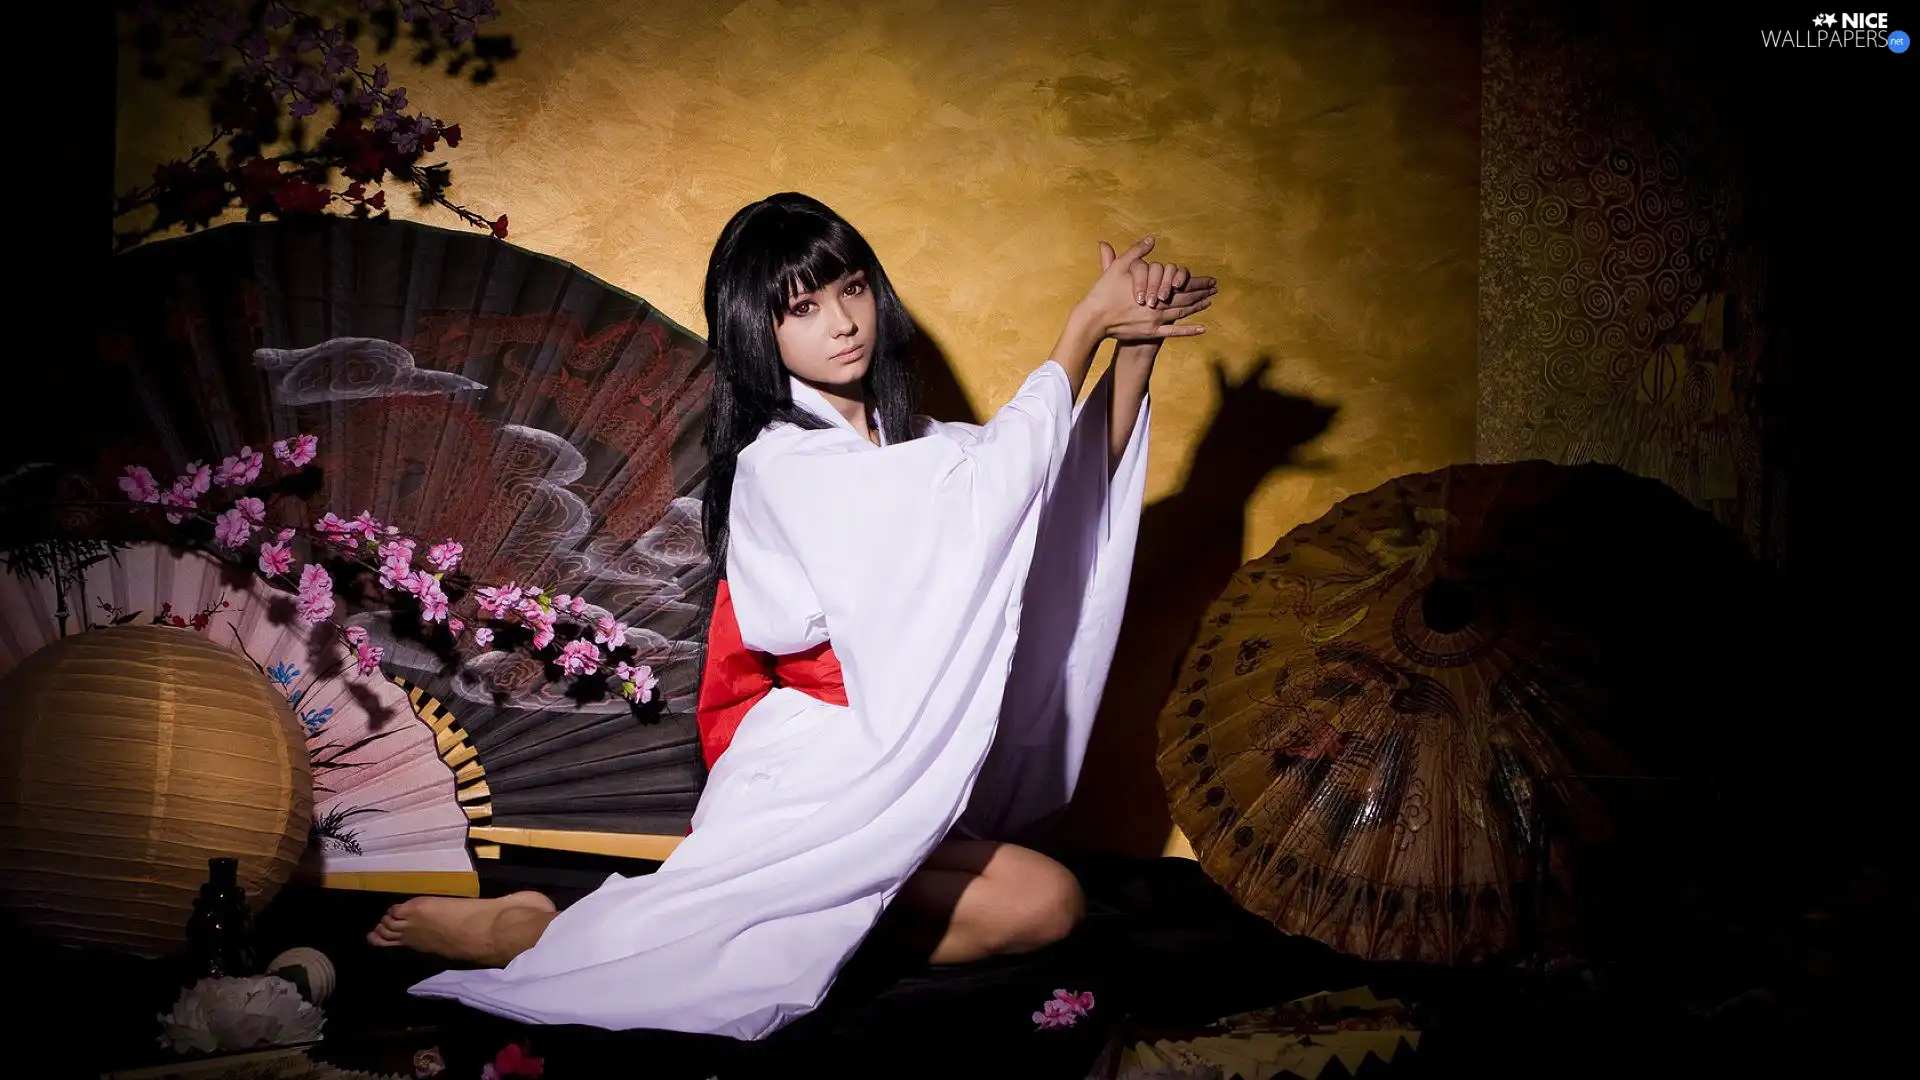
[901,315,984,428]
[1060,356,1338,857]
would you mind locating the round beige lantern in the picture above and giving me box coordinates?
[0,624,313,958]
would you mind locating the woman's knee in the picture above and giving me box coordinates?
[999,858,1085,952]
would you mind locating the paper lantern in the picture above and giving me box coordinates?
[0,624,313,957]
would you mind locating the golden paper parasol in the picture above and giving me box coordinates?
[1157,461,1766,965]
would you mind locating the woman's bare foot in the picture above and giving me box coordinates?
[366,890,557,966]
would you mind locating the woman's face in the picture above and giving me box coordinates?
[773,270,874,390]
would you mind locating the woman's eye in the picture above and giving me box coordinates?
[844,280,866,296]
[790,302,813,316]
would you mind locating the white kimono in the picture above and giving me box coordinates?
[409,358,1150,1039]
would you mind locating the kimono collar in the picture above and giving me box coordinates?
[788,376,888,447]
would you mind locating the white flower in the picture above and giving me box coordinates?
[156,976,326,1053]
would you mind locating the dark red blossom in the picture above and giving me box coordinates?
[273,178,331,214]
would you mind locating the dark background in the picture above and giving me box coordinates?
[6,1,1914,1076]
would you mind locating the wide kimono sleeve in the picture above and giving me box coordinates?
[724,359,1078,821]
[959,363,1152,840]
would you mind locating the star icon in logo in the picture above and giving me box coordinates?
[1813,13,1837,26]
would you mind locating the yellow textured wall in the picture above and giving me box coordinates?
[116,0,1478,856]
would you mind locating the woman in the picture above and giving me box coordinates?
[374,193,1217,1040]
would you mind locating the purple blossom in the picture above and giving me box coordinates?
[264,5,292,30]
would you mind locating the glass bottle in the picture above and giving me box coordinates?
[185,856,256,978]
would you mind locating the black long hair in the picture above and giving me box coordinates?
[700,193,922,563]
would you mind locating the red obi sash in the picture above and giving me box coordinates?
[694,578,847,769]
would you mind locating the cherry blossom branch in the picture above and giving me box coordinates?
[116,0,510,248]
[36,436,662,706]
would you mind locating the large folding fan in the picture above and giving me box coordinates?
[0,543,475,893]
[60,216,716,875]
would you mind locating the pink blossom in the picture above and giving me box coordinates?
[1033,990,1095,1031]
[257,541,293,576]
[475,582,523,619]
[551,593,573,612]
[558,639,600,675]
[348,511,383,543]
[593,615,628,647]
[213,447,264,486]
[448,617,465,634]
[568,595,587,615]
[527,611,556,650]
[273,433,319,468]
[355,641,384,676]
[343,625,370,649]
[427,541,462,572]
[213,508,255,549]
[474,627,495,648]
[296,563,335,623]
[234,496,267,524]
[180,462,212,495]
[413,575,450,623]
[315,512,350,535]
[118,465,160,502]
[160,482,197,524]
[514,597,546,623]
[275,528,295,543]
[614,662,659,704]
[377,537,416,565]
[377,538,416,589]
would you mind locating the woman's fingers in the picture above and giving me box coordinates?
[1154,323,1207,337]
[1164,297,1213,321]
[1167,285,1217,309]
[1130,262,1150,305]
[1114,236,1155,268]
[1146,263,1168,308]
[1165,264,1188,303]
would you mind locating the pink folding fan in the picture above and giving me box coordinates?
[0,542,474,891]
